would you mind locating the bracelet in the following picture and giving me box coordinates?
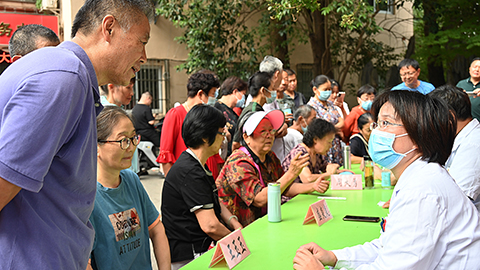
[228,215,238,227]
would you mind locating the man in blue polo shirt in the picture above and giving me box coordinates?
[391,58,435,94]
[0,0,154,269]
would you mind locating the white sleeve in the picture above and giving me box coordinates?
[335,189,445,270]
[448,142,480,200]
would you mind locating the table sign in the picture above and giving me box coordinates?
[209,229,251,269]
[303,199,333,226]
[330,174,362,190]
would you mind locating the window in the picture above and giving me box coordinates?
[295,64,315,100]
[368,0,395,14]
[126,59,169,116]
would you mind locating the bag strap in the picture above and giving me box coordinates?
[351,133,368,151]
[239,147,266,188]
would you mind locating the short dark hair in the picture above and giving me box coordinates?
[471,57,480,66]
[238,111,255,147]
[284,68,296,76]
[220,76,247,96]
[182,104,226,148]
[187,71,220,98]
[302,118,336,147]
[310,75,330,88]
[97,106,133,142]
[357,113,373,130]
[248,71,271,97]
[371,90,456,165]
[71,0,154,38]
[293,105,315,122]
[8,24,60,56]
[428,85,472,121]
[398,58,420,71]
[330,79,340,92]
[357,84,376,97]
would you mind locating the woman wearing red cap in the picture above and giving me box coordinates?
[216,110,328,226]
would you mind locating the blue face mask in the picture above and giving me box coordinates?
[368,129,416,169]
[317,90,331,101]
[301,119,308,134]
[207,96,216,106]
[361,100,373,111]
[265,88,277,104]
[236,93,246,108]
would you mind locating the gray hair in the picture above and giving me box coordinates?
[71,0,155,38]
[294,105,315,121]
[259,55,283,77]
[8,24,60,56]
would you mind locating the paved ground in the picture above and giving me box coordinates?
[139,168,165,270]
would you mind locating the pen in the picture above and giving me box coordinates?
[317,196,347,200]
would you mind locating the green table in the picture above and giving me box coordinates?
[183,171,392,269]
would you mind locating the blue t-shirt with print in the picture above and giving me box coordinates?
[89,170,160,270]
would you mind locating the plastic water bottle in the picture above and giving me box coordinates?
[268,182,281,222]
[381,167,392,189]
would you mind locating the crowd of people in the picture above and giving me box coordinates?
[1,0,480,269]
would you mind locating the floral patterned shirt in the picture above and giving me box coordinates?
[307,97,344,166]
[216,148,284,226]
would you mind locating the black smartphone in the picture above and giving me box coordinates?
[343,215,380,223]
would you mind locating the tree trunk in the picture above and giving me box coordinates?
[309,8,333,78]
[271,19,290,67]
[423,0,446,87]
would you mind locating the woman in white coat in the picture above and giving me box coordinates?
[293,90,480,270]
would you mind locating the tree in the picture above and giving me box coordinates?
[267,0,403,88]
[158,0,403,90]
[412,0,480,85]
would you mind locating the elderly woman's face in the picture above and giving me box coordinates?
[245,119,275,155]
[97,116,137,171]
[313,132,335,155]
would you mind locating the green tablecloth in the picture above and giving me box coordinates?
[182,164,392,269]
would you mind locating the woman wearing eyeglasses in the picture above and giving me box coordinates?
[87,106,170,270]
[294,90,480,270]
[161,105,242,270]
[216,110,326,226]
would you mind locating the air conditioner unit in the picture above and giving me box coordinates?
[42,0,58,9]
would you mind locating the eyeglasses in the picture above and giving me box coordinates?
[399,71,417,77]
[259,129,277,138]
[217,131,227,136]
[98,134,140,150]
[370,120,403,130]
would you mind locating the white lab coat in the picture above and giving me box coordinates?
[445,119,480,210]
[332,159,480,269]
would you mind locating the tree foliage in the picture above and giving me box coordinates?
[157,0,271,80]
[412,0,480,85]
[157,0,403,90]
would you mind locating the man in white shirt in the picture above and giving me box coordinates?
[429,85,480,210]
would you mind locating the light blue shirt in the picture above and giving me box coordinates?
[391,80,435,94]
[89,170,160,270]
